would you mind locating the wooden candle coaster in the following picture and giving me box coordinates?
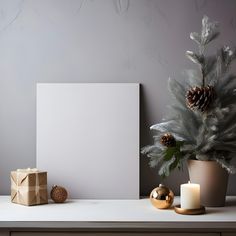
[174,205,206,215]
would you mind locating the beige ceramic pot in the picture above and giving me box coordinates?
[187,159,229,207]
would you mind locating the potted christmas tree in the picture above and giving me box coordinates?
[142,16,236,207]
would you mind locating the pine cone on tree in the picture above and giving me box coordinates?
[160,133,176,147]
[186,85,215,112]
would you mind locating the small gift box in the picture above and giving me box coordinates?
[10,168,48,206]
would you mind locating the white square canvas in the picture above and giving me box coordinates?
[36,83,139,199]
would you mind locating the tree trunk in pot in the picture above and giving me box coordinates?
[187,159,229,207]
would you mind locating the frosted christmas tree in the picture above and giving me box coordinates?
[142,16,236,177]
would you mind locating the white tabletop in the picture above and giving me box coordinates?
[0,196,236,229]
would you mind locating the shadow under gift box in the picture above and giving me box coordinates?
[10,169,48,206]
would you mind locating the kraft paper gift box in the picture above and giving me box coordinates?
[10,168,48,206]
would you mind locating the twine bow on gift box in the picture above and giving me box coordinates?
[16,168,39,172]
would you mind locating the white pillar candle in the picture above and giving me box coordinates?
[180,181,200,209]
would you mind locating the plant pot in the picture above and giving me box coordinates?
[187,159,229,207]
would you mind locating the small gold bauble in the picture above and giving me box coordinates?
[150,184,174,209]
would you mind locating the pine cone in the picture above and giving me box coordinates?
[160,133,176,147]
[186,85,215,112]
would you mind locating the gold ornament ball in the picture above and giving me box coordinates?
[150,184,174,209]
[50,185,68,203]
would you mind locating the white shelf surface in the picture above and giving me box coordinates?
[0,196,235,229]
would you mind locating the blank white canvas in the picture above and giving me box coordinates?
[37,83,139,199]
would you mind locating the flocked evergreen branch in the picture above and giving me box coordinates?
[142,16,236,177]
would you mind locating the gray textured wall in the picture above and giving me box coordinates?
[0,0,236,196]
